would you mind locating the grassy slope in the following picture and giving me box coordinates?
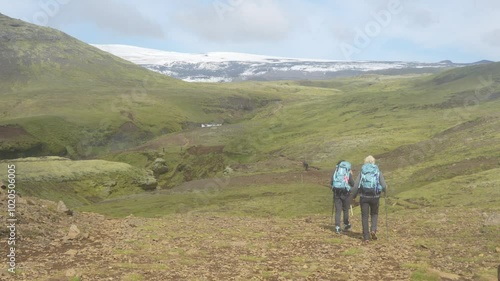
[83,64,500,209]
[102,64,499,194]
[0,14,281,159]
[0,14,289,205]
[159,68,499,171]
[80,182,329,218]
[0,157,157,207]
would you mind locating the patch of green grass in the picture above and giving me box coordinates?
[402,263,441,281]
[290,256,309,263]
[78,183,331,218]
[298,269,314,278]
[341,247,362,256]
[111,263,167,270]
[472,268,499,281]
[410,269,440,281]
[261,270,274,278]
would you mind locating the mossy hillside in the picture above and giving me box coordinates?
[104,145,228,189]
[220,68,499,170]
[0,80,284,158]
[100,65,500,193]
[0,116,84,157]
[0,124,45,158]
[0,14,181,88]
[0,157,155,207]
[0,14,284,158]
[380,116,500,196]
[395,168,500,210]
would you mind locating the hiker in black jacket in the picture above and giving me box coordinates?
[331,160,355,234]
[351,155,387,243]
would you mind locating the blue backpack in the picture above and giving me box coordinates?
[360,163,381,194]
[332,161,352,192]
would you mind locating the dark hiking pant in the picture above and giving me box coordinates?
[360,196,380,240]
[334,191,351,227]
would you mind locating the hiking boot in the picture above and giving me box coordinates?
[363,239,370,245]
[335,226,341,234]
[344,224,352,231]
[370,231,378,240]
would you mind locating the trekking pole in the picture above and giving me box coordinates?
[331,192,335,226]
[384,190,389,240]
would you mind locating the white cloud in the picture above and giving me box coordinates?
[55,0,165,38]
[1,0,165,39]
[482,29,500,47]
[358,0,500,60]
[173,0,293,43]
[1,0,500,61]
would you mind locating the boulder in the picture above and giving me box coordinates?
[484,213,500,226]
[57,200,73,216]
[17,196,27,204]
[65,268,79,278]
[151,158,169,176]
[66,224,81,240]
[136,174,158,191]
[223,166,233,176]
[57,201,69,212]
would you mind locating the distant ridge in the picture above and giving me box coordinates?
[473,59,495,64]
[94,44,475,83]
[438,60,454,64]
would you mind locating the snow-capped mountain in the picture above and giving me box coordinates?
[92,44,470,83]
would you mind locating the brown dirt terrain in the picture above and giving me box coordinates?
[1,184,498,281]
[0,125,32,140]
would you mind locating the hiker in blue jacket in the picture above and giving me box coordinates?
[352,155,387,243]
[331,160,355,234]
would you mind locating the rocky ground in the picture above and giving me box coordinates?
[1,187,499,281]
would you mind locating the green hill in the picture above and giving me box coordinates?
[0,13,280,160]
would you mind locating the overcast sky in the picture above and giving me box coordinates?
[1,0,499,62]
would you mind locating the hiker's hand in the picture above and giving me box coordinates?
[351,198,359,207]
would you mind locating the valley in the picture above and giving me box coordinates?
[0,12,499,281]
